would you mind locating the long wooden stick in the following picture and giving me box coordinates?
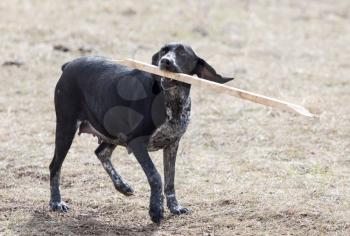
[112,59,315,118]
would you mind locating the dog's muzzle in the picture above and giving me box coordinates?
[159,58,178,72]
[159,58,178,90]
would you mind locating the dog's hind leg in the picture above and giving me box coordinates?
[163,140,190,215]
[95,142,134,196]
[49,121,77,212]
[49,81,79,212]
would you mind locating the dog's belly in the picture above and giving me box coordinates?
[77,120,127,146]
[77,116,190,152]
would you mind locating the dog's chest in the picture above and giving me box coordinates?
[148,97,191,151]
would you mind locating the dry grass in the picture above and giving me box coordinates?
[1,0,350,235]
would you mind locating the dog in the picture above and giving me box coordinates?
[49,42,233,223]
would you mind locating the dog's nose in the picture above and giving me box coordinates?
[160,58,171,66]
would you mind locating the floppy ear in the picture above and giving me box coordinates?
[193,58,234,83]
[151,51,160,66]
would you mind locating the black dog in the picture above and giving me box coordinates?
[49,42,233,223]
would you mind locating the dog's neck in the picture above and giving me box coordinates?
[162,83,191,119]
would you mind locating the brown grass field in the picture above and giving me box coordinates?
[1,0,350,235]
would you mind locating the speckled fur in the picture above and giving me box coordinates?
[148,85,191,151]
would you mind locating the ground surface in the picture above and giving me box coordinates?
[1,0,350,235]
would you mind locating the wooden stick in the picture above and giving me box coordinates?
[112,59,315,118]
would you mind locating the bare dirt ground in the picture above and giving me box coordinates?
[1,0,350,235]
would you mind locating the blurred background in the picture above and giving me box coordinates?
[1,0,349,235]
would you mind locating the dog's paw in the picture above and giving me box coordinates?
[169,205,191,215]
[149,205,164,224]
[115,182,134,196]
[49,201,69,212]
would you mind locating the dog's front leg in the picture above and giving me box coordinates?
[163,140,190,215]
[129,138,164,224]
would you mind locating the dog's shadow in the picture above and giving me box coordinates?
[18,209,160,235]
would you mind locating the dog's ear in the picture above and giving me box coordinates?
[193,58,234,83]
[151,51,160,66]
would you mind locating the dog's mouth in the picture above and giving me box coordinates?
[159,64,178,90]
[160,77,177,90]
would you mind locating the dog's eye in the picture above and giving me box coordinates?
[160,47,169,54]
[176,48,186,56]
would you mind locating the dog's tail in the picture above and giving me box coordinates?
[61,62,70,71]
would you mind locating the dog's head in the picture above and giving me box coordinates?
[152,43,234,89]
